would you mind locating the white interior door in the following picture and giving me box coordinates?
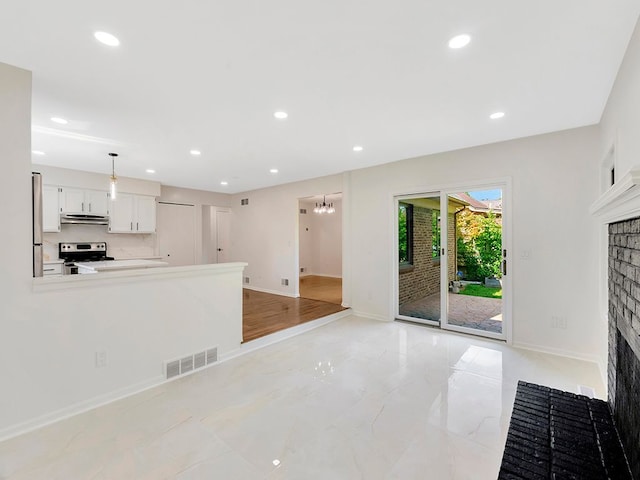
[216,210,231,263]
[157,202,196,266]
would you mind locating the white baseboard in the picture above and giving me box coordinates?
[351,310,390,322]
[0,375,164,443]
[300,273,342,279]
[243,285,297,298]
[513,341,601,365]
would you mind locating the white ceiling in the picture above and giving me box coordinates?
[1,1,638,193]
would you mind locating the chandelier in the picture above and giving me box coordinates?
[313,195,335,214]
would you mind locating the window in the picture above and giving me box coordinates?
[399,202,413,266]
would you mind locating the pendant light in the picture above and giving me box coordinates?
[313,195,335,214]
[108,152,118,200]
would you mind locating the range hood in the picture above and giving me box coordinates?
[60,213,109,225]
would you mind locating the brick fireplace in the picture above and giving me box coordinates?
[608,217,640,479]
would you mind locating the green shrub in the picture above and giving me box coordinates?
[457,212,502,281]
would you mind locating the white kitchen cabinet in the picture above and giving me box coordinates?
[43,261,63,276]
[42,185,61,232]
[108,194,156,234]
[85,190,109,214]
[60,187,109,215]
[135,195,156,233]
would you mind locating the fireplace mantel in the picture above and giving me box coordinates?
[590,167,640,223]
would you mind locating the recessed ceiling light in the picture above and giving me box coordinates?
[274,111,288,120]
[190,149,201,156]
[220,181,228,186]
[270,168,278,174]
[490,111,505,120]
[353,145,364,152]
[32,150,45,156]
[94,31,120,47]
[50,117,68,125]
[145,169,155,174]
[448,34,471,49]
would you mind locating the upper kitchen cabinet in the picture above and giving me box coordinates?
[43,185,61,232]
[109,194,156,234]
[60,187,109,215]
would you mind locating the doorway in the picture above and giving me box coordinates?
[395,185,508,340]
[298,193,343,305]
[202,205,231,264]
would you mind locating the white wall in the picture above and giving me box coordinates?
[0,62,34,434]
[298,203,314,275]
[299,198,343,277]
[231,175,343,296]
[600,19,640,178]
[596,18,640,376]
[0,62,244,440]
[347,127,602,360]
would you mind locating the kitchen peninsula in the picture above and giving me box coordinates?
[75,259,168,274]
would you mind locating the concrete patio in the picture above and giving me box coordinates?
[399,292,503,333]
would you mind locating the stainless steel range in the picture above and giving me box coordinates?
[58,242,114,274]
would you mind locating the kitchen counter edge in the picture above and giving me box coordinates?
[32,262,248,292]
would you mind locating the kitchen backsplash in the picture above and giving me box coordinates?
[43,224,157,261]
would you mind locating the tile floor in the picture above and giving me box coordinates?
[0,315,604,479]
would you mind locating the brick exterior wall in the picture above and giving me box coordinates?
[399,207,456,305]
[608,218,640,479]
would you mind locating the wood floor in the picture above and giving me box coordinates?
[243,288,346,343]
[299,275,342,305]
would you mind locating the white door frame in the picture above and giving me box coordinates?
[392,177,512,344]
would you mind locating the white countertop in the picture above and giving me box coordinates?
[33,262,248,292]
[75,259,169,272]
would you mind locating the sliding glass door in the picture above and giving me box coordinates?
[395,186,508,341]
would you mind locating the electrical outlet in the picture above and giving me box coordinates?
[244,276,250,284]
[551,316,567,329]
[521,249,532,260]
[300,267,305,273]
[95,350,107,368]
[281,278,289,286]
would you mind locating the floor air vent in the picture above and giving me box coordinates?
[165,346,218,379]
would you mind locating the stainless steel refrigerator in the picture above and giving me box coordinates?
[32,172,43,277]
